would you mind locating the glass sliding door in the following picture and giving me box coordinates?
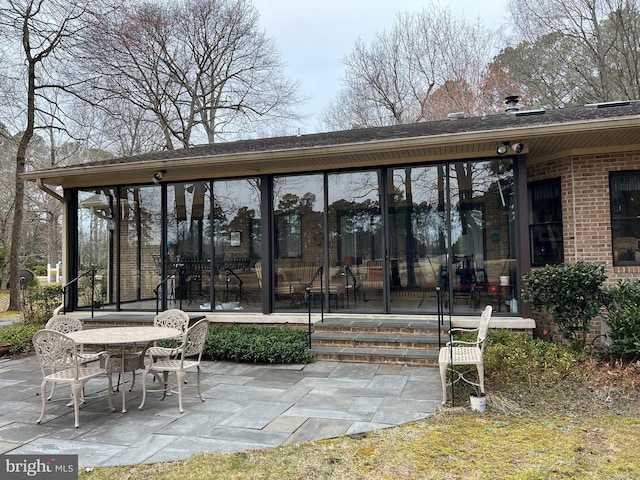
[388,166,447,313]
[273,174,325,311]
[328,171,383,312]
[77,188,117,309]
[449,159,516,313]
[211,178,261,312]
[119,185,162,307]
[167,181,212,311]
[388,159,515,314]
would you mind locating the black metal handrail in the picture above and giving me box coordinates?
[343,265,359,308]
[305,266,324,348]
[224,268,244,303]
[154,272,177,315]
[61,268,96,317]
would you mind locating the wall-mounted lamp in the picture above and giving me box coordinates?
[152,170,166,184]
[496,142,525,156]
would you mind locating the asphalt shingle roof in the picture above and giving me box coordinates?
[75,101,640,169]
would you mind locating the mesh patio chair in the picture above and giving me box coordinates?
[32,329,114,428]
[138,319,209,413]
[438,305,492,405]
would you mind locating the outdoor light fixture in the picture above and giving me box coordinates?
[496,143,509,155]
[152,170,166,184]
[496,142,524,156]
[511,142,524,154]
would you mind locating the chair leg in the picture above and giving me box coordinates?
[138,367,149,410]
[71,384,83,428]
[162,372,169,399]
[106,374,115,412]
[47,381,56,401]
[439,361,448,405]
[477,363,485,394]
[129,371,136,391]
[37,380,48,424]
[176,370,185,413]
[196,366,204,403]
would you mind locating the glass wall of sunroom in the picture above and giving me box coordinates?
[72,157,516,315]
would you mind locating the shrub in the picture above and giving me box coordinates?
[522,260,606,351]
[484,330,585,389]
[33,265,48,276]
[204,325,315,364]
[0,324,44,355]
[22,284,63,325]
[601,278,640,358]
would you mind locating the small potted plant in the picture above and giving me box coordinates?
[469,389,486,412]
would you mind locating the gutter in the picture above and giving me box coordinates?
[36,177,65,203]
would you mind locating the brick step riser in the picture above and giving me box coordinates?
[311,338,442,350]
[313,352,438,367]
[314,327,442,336]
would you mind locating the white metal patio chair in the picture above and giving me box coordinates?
[138,318,209,413]
[45,315,102,400]
[45,315,102,362]
[46,315,143,394]
[146,309,190,361]
[32,329,114,428]
[438,305,492,405]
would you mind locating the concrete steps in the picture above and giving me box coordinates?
[310,317,450,366]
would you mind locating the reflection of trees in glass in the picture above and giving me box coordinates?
[212,179,260,263]
[331,199,382,260]
[78,190,115,271]
[274,192,318,259]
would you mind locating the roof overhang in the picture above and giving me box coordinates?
[22,112,640,189]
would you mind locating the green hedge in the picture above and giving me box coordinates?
[22,284,63,325]
[203,324,315,364]
[0,324,44,355]
[602,278,640,358]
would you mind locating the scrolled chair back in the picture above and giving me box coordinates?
[153,309,190,333]
[45,315,83,334]
[32,329,77,371]
[181,319,209,359]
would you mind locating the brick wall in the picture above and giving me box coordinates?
[528,148,640,345]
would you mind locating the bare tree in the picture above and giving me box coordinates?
[322,4,500,130]
[506,0,640,104]
[0,0,118,310]
[80,0,300,149]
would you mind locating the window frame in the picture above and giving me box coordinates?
[528,178,564,267]
[610,171,640,266]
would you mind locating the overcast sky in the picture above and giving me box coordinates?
[252,0,509,134]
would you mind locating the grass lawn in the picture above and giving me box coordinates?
[0,291,21,319]
[79,358,640,479]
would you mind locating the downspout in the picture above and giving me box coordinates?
[36,178,67,314]
[36,178,64,203]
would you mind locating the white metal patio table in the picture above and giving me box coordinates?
[67,326,181,413]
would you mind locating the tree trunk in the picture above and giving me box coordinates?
[8,60,36,311]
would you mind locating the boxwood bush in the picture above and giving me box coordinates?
[203,324,315,364]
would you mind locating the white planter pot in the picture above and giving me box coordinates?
[470,392,486,412]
